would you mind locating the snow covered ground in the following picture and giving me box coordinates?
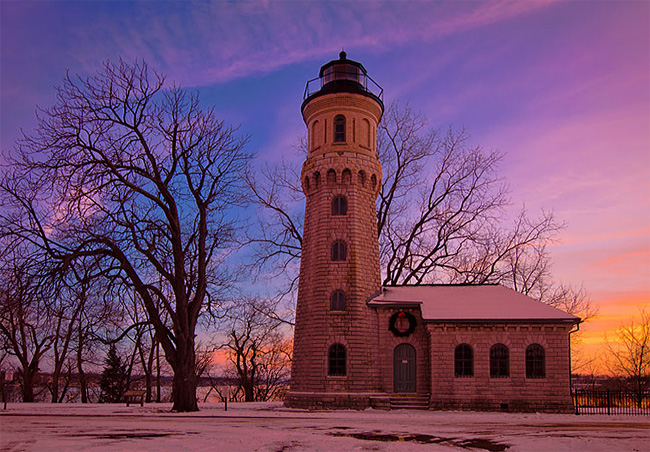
[1,402,647,452]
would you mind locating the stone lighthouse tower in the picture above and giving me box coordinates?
[285,52,384,409]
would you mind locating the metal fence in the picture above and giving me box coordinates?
[573,390,650,415]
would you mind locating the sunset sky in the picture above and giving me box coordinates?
[1,0,648,371]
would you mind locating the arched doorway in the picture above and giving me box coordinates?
[394,343,416,393]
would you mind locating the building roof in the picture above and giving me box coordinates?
[368,284,580,323]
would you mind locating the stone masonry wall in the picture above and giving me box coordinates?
[374,307,431,396]
[286,91,384,409]
[426,322,574,413]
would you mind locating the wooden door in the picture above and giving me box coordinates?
[394,343,416,393]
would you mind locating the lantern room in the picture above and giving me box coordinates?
[302,51,384,112]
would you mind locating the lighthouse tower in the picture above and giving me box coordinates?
[285,52,384,409]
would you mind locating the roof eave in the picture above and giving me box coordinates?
[367,301,422,309]
[422,318,580,324]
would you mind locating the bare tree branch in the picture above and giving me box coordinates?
[0,59,252,412]
[604,309,650,404]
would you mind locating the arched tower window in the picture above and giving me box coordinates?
[311,120,322,149]
[331,241,347,261]
[313,171,320,188]
[360,118,370,147]
[327,169,337,185]
[342,168,352,184]
[332,196,347,216]
[490,344,509,378]
[330,291,346,311]
[358,171,366,186]
[334,115,346,142]
[526,344,546,379]
[328,344,346,376]
[454,344,473,378]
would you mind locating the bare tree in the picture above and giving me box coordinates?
[536,283,596,324]
[376,105,563,287]
[246,102,587,314]
[47,293,82,403]
[605,309,649,403]
[243,162,304,298]
[253,334,292,402]
[134,323,159,403]
[0,252,53,402]
[0,59,251,411]
[73,269,121,403]
[44,262,92,403]
[220,299,291,402]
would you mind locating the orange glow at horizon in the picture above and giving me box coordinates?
[573,291,649,375]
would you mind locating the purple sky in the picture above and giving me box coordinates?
[1,0,648,357]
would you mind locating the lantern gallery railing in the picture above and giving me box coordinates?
[303,70,384,101]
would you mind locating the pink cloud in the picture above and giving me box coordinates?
[57,1,555,87]
[590,249,650,276]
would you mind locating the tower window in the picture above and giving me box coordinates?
[490,344,509,378]
[334,115,346,142]
[331,241,347,261]
[330,291,346,311]
[327,169,337,185]
[311,120,322,149]
[332,196,347,216]
[328,344,346,376]
[526,344,546,379]
[358,171,366,186]
[454,344,474,378]
[342,169,352,184]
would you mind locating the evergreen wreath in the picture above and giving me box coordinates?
[388,310,416,337]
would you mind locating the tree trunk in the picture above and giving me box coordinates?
[145,342,155,403]
[21,366,36,402]
[50,370,60,403]
[156,342,161,403]
[78,367,88,403]
[58,367,71,403]
[76,330,88,403]
[170,341,198,412]
[142,333,156,403]
[171,364,198,412]
[50,356,66,403]
[244,381,254,402]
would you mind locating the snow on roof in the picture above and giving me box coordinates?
[368,284,580,323]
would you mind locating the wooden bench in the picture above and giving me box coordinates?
[123,390,146,407]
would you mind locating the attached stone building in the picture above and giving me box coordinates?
[285,52,580,412]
